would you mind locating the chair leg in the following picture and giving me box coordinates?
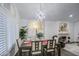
[53,51,55,56]
[43,48,47,56]
[18,48,23,56]
[29,51,31,56]
[18,50,22,56]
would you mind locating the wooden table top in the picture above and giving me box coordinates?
[21,39,56,48]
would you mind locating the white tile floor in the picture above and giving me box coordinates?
[61,43,79,56]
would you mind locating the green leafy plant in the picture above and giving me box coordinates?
[19,26,28,40]
[36,32,44,39]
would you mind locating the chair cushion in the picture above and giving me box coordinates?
[32,51,41,54]
[24,40,32,46]
[47,49,54,52]
[42,40,48,45]
[22,50,30,52]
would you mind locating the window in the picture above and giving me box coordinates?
[0,7,8,56]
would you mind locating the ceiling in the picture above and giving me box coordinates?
[15,3,79,22]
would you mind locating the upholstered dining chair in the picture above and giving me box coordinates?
[31,41,42,56]
[52,35,58,44]
[41,40,48,56]
[46,39,56,56]
[16,39,31,56]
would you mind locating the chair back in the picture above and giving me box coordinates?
[32,41,42,51]
[47,39,56,49]
[24,40,32,46]
[52,35,58,43]
[16,38,22,49]
[42,40,48,45]
[53,39,56,48]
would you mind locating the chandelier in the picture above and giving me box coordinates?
[36,3,45,20]
[29,4,45,34]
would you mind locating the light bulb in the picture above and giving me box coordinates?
[69,14,73,18]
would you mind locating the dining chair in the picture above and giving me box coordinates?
[46,39,56,56]
[16,39,30,56]
[52,35,58,49]
[41,40,48,56]
[52,35,58,44]
[31,41,42,56]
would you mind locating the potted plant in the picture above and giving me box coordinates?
[19,26,28,40]
[36,32,44,39]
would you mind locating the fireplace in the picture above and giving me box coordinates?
[58,32,70,48]
[58,36,66,43]
[58,32,69,43]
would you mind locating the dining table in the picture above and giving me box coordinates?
[19,39,61,56]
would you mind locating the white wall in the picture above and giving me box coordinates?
[20,19,74,41]
[74,21,79,41]
[2,4,20,55]
[68,22,74,42]
[20,19,35,40]
[10,4,20,55]
[44,21,59,39]
[0,4,20,55]
[44,21,74,41]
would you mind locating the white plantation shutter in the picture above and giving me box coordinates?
[0,7,8,56]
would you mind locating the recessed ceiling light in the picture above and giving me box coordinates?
[69,14,73,18]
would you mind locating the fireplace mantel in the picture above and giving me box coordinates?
[58,31,69,35]
[58,32,70,43]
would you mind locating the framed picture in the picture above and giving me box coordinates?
[59,22,68,32]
